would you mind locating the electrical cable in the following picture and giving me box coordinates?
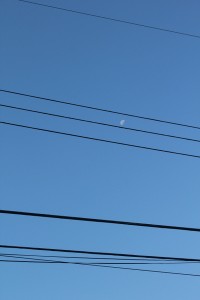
[1,121,200,159]
[18,0,200,39]
[0,253,198,265]
[1,244,200,262]
[1,209,200,233]
[1,257,200,277]
[2,103,200,144]
[0,252,174,262]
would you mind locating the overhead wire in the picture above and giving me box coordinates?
[1,121,200,159]
[0,253,198,265]
[1,89,200,130]
[0,253,174,262]
[2,103,200,144]
[1,257,200,277]
[18,0,200,40]
[2,244,200,263]
[1,209,200,233]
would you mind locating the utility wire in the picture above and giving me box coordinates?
[0,253,174,262]
[1,89,200,130]
[66,262,200,278]
[0,259,59,264]
[0,253,197,266]
[1,257,200,277]
[1,121,200,159]
[0,254,59,263]
[2,244,200,262]
[2,103,200,144]
[1,209,200,233]
[18,0,200,40]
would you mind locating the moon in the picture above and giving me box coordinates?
[120,120,125,126]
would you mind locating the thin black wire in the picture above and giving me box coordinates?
[2,103,200,144]
[0,254,58,263]
[2,209,200,233]
[72,262,200,278]
[1,89,200,130]
[2,244,200,263]
[0,253,197,265]
[0,254,178,264]
[1,258,200,277]
[1,121,200,159]
[0,259,58,264]
[0,252,173,262]
[18,0,200,39]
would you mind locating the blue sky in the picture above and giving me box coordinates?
[1,0,200,299]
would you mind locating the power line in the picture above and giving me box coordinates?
[1,209,200,233]
[0,253,166,262]
[1,256,200,277]
[0,254,60,263]
[2,103,200,144]
[18,0,200,40]
[61,262,200,278]
[1,121,200,159]
[1,244,200,262]
[0,252,174,262]
[1,89,200,130]
[0,253,197,265]
[1,251,200,278]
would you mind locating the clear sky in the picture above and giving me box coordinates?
[1,0,200,299]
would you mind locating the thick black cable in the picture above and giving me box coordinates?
[1,89,200,130]
[18,0,200,39]
[2,103,200,144]
[1,121,200,159]
[1,258,200,277]
[1,209,200,233]
[1,244,200,262]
